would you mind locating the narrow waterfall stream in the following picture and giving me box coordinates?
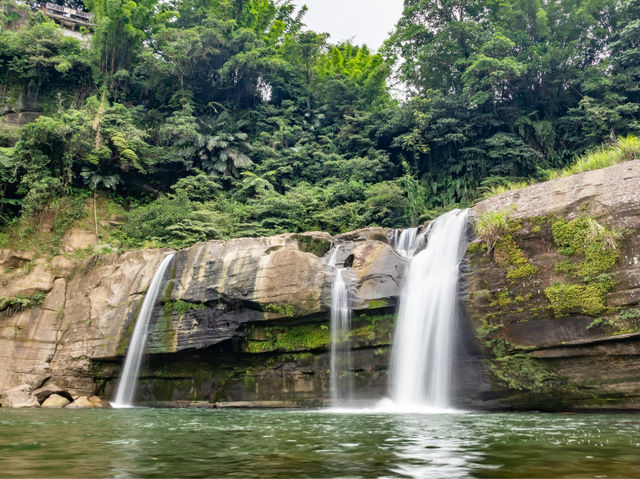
[113,253,175,407]
[388,209,470,411]
[326,246,353,406]
[393,227,419,257]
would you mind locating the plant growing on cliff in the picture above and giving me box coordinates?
[474,209,511,253]
[550,136,640,179]
[474,209,539,282]
[551,216,621,279]
[264,303,295,318]
[544,215,622,318]
[163,300,206,316]
[0,291,47,315]
[545,276,615,317]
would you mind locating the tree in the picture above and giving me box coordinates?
[80,167,120,238]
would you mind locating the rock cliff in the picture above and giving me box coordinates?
[469,160,640,409]
[1,160,639,409]
[0,229,404,406]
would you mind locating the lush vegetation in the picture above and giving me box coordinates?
[1,0,639,250]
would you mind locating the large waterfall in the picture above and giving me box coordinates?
[326,246,353,407]
[388,209,470,411]
[113,253,175,407]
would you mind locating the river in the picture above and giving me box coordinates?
[2,409,640,478]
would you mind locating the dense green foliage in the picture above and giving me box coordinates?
[1,0,639,248]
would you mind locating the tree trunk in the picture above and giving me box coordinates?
[93,188,99,241]
[93,91,106,150]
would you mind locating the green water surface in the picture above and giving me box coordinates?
[1,409,640,478]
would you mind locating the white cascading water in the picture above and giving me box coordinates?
[113,253,175,407]
[388,209,469,411]
[393,227,419,257]
[326,246,353,406]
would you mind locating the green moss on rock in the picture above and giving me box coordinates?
[474,210,539,283]
[506,263,540,281]
[490,290,513,307]
[350,313,395,345]
[544,215,621,318]
[544,275,614,316]
[366,299,389,309]
[489,354,563,392]
[116,313,138,356]
[244,323,330,353]
[551,216,619,279]
[163,300,206,316]
[294,235,331,257]
[264,303,296,317]
[466,241,487,256]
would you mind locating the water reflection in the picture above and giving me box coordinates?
[375,414,470,478]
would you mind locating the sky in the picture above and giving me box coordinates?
[291,0,404,51]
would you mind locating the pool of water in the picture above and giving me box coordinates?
[1,408,640,478]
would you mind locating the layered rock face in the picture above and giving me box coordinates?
[1,230,404,406]
[1,160,639,409]
[469,160,640,409]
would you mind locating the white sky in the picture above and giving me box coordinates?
[291,0,404,51]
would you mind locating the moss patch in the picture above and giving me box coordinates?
[506,263,540,281]
[474,209,539,283]
[350,313,395,345]
[551,216,619,279]
[264,303,295,317]
[294,235,331,257]
[544,276,614,316]
[116,315,137,356]
[489,354,563,392]
[366,299,389,310]
[244,323,330,353]
[490,290,513,307]
[163,300,206,316]
[545,215,621,318]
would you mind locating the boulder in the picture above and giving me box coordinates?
[88,396,112,408]
[351,240,404,308]
[0,385,39,408]
[67,395,112,409]
[41,394,70,408]
[32,382,72,404]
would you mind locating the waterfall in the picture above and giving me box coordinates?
[113,253,175,407]
[388,209,470,410]
[393,227,419,257]
[326,246,353,406]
